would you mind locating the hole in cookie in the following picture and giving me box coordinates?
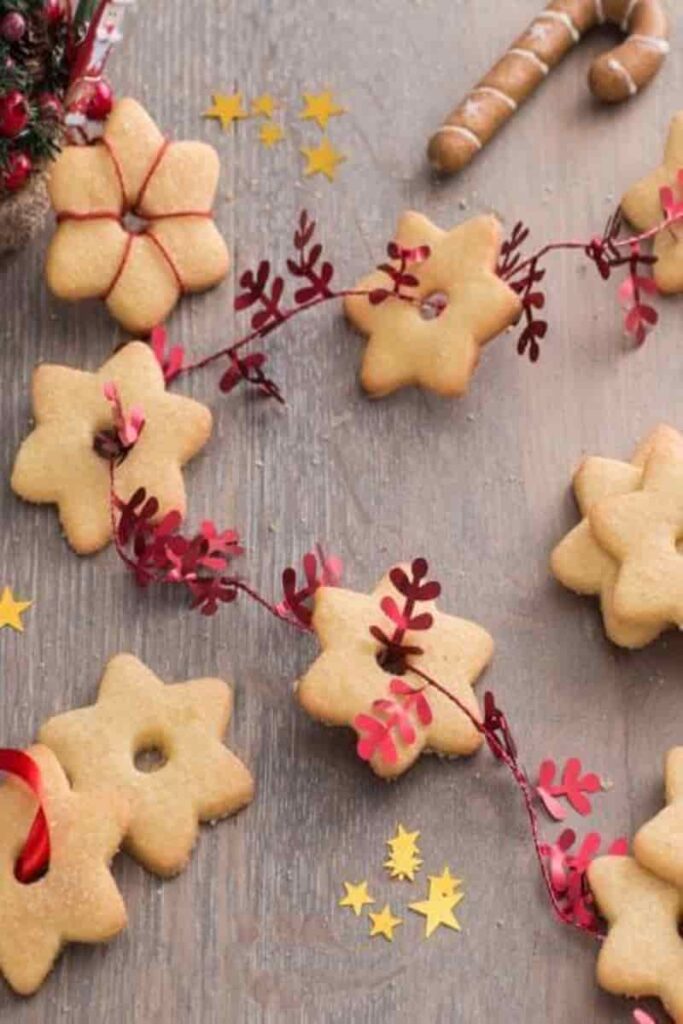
[375,647,408,677]
[122,211,150,235]
[419,291,448,321]
[134,745,169,774]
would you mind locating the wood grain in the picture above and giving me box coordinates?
[1,1,681,1021]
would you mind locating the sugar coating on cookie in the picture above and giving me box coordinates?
[588,855,683,1023]
[39,653,254,877]
[344,212,522,398]
[0,745,128,996]
[634,747,683,891]
[11,341,212,555]
[621,110,683,294]
[46,97,230,334]
[296,566,493,779]
[551,424,681,648]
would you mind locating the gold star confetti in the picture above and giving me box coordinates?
[252,93,278,118]
[203,93,248,131]
[338,880,375,917]
[0,587,32,633]
[301,137,346,182]
[427,865,462,899]
[368,904,402,941]
[299,90,346,130]
[384,824,422,880]
[259,121,285,149]
[409,874,464,938]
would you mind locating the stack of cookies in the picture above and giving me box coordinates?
[551,424,683,648]
[0,654,253,996]
[588,748,683,1022]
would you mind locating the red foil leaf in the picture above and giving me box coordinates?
[0,749,50,883]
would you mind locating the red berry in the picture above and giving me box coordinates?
[1,11,27,42]
[2,151,32,191]
[85,79,114,121]
[38,92,63,121]
[44,0,62,25]
[0,90,28,138]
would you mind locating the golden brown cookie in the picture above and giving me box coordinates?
[621,110,683,294]
[550,425,680,647]
[39,654,254,877]
[46,98,230,334]
[344,212,522,398]
[589,426,683,628]
[11,341,212,555]
[295,567,493,779]
[0,745,128,996]
[634,747,683,890]
[588,855,683,1023]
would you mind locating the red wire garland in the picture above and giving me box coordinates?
[0,749,50,883]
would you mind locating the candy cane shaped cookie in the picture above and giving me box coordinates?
[428,0,670,175]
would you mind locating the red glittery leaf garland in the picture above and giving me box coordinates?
[369,241,431,306]
[355,679,433,766]
[536,758,604,820]
[276,547,344,628]
[150,324,184,384]
[0,749,50,884]
[496,178,683,360]
[539,830,629,932]
[369,557,441,676]
[93,381,145,464]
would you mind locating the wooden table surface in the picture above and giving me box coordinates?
[1,1,681,1021]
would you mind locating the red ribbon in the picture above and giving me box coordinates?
[0,750,50,883]
[57,136,213,302]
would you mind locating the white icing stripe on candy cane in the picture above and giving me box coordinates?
[509,48,550,75]
[594,0,605,24]
[607,57,638,95]
[535,11,580,43]
[472,86,518,111]
[630,34,670,53]
[621,0,639,31]
[436,125,483,149]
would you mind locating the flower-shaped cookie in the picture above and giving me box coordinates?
[634,747,683,890]
[11,341,212,555]
[46,98,230,334]
[39,654,254,877]
[588,855,683,1024]
[344,212,522,397]
[295,566,493,779]
[0,745,128,996]
[621,110,683,293]
[551,425,680,648]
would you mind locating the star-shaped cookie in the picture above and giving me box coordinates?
[295,567,493,779]
[588,855,683,1024]
[11,341,212,555]
[589,426,683,627]
[550,425,679,648]
[0,745,128,996]
[39,654,254,877]
[621,110,683,293]
[634,747,683,891]
[344,212,522,398]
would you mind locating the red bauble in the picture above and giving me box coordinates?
[38,92,63,121]
[85,80,114,121]
[44,0,62,25]
[0,90,28,138]
[1,11,27,42]
[2,151,32,191]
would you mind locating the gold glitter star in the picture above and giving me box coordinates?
[368,904,402,941]
[298,90,345,130]
[259,122,285,148]
[0,587,32,632]
[252,94,278,118]
[203,93,248,131]
[338,880,375,917]
[301,137,346,182]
